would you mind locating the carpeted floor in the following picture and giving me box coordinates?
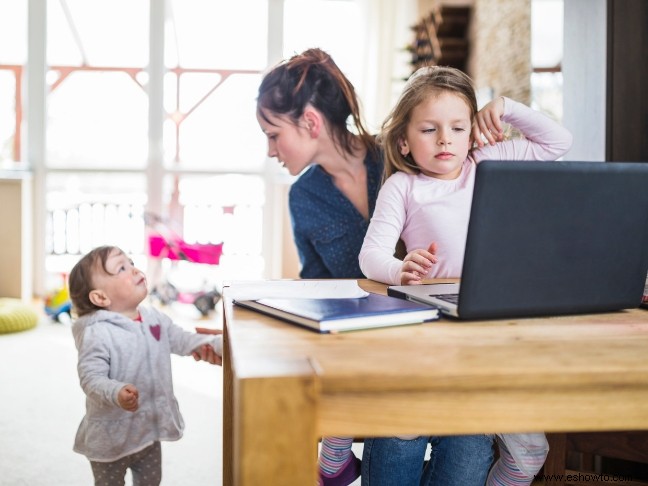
[0,304,223,486]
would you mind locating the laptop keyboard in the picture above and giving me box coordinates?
[432,293,460,305]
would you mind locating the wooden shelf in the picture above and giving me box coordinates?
[408,5,471,73]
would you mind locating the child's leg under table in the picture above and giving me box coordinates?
[487,433,549,486]
[319,436,360,485]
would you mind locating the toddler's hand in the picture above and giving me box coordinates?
[192,342,223,366]
[400,242,438,285]
[118,384,139,412]
[193,328,224,366]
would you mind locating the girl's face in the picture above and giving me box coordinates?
[401,91,473,180]
[257,109,317,176]
[91,248,148,315]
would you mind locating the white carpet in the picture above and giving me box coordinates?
[0,306,223,486]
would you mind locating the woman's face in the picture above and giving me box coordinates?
[257,109,317,176]
[401,91,473,180]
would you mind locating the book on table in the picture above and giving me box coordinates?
[234,292,439,333]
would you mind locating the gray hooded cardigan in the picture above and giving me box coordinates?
[71,306,222,462]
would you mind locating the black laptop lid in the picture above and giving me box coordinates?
[458,160,648,319]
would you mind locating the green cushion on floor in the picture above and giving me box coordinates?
[0,299,39,334]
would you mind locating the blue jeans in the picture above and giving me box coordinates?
[361,435,494,486]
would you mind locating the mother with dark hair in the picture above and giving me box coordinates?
[256,47,382,280]
[256,48,493,486]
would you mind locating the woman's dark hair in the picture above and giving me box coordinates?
[68,245,118,317]
[257,48,376,156]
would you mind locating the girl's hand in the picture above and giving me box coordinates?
[400,243,438,285]
[472,96,505,147]
[118,384,139,412]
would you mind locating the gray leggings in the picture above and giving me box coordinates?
[90,441,162,486]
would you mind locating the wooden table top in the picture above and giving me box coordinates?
[225,279,648,394]
[223,279,648,486]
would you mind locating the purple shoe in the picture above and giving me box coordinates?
[319,453,361,486]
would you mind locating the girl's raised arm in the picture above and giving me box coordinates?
[472,97,572,163]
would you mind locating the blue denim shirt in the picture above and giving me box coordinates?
[288,149,383,279]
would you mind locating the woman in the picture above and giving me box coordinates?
[257,47,382,280]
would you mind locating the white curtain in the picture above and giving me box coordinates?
[357,0,418,132]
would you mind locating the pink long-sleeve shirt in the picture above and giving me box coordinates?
[359,97,573,285]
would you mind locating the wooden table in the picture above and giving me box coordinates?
[222,279,648,485]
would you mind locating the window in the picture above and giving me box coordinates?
[0,1,27,164]
[531,0,564,122]
[1,0,375,296]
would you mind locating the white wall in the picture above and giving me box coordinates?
[562,0,607,161]
[0,174,33,300]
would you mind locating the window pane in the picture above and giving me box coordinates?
[0,0,27,64]
[0,1,26,165]
[0,70,17,163]
[47,0,149,67]
[47,70,148,169]
[158,174,266,284]
[167,0,268,70]
[531,72,563,123]
[284,0,365,88]
[45,172,147,275]
[531,0,564,123]
[166,73,267,171]
[531,0,563,68]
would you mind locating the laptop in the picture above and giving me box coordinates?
[387,160,648,320]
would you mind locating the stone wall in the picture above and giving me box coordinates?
[416,0,532,105]
[467,0,531,104]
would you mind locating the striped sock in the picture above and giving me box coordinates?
[487,434,548,486]
[319,436,354,476]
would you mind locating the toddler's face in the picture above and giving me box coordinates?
[401,91,472,180]
[92,248,148,314]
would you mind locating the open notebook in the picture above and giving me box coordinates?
[388,160,648,319]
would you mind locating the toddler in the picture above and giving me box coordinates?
[68,245,223,486]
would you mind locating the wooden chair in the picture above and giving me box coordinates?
[543,432,648,486]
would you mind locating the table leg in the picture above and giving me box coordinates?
[233,361,319,486]
[223,325,234,486]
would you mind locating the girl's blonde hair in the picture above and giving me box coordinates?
[379,65,478,180]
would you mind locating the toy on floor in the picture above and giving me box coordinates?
[45,280,72,324]
[0,298,39,334]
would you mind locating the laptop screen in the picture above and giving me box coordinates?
[454,160,648,319]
